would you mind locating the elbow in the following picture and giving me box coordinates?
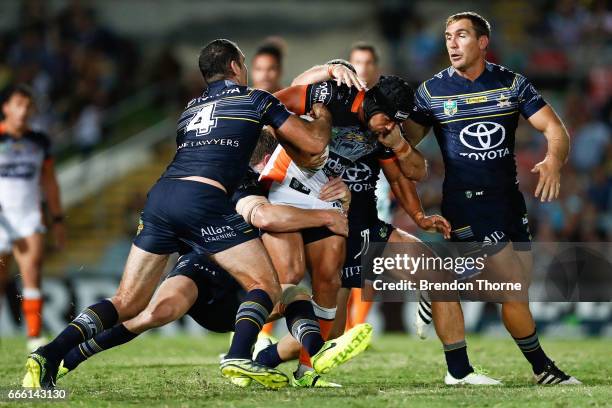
[304,141,327,155]
[255,210,275,231]
[413,164,428,182]
[256,209,285,232]
[405,162,428,182]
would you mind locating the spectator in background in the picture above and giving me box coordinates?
[72,96,103,159]
[250,42,284,93]
[0,0,137,156]
[548,0,590,47]
[406,15,441,81]
[150,45,183,108]
[375,0,411,74]
[570,103,610,172]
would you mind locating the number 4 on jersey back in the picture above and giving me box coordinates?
[185,102,217,136]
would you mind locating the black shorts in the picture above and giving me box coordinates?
[301,226,337,245]
[134,178,259,255]
[442,187,532,256]
[342,219,395,288]
[165,253,243,333]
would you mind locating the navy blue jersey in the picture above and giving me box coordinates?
[411,62,546,194]
[162,80,291,192]
[341,145,395,225]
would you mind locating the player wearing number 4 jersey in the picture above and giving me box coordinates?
[404,12,580,385]
[35,133,371,389]
[23,39,337,389]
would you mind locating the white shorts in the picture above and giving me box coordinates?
[0,207,45,253]
[267,181,341,210]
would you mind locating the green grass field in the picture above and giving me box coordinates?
[1,334,610,407]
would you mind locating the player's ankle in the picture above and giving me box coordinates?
[449,365,474,379]
[295,363,314,378]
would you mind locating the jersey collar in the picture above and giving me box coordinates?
[206,79,238,94]
[447,61,493,84]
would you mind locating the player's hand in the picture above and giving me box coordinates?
[531,155,562,202]
[323,210,349,237]
[51,222,66,250]
[377,125,408,151]
[310,103,332,121]
[320,177,351,212]
[329,64,367,91]
[414,212,451,239]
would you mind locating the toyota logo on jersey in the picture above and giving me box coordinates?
[460,122,505,150]
[342,162,376,193]
[343,162,372,183]
[459,121,510,161]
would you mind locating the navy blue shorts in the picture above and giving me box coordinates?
[134,178,259,255]
[166,253,243,333]
[442,187,532,255]
[342,218,395,288]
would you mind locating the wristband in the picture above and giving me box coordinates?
[393,140,412,156]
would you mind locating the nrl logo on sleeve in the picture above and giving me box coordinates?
[443,99,458,116]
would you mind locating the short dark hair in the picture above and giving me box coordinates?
[250,128,278,167]
[446,12,491,38]
[253,43,283,68]
[349,42,379,63]
[1,84,34,105]
[198,39,242,83]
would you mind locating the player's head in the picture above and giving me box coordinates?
[250,127,278,170]
[363,75,413,137]
[1,84,34,132]
[198,39,248,87]
[251,43,283,93]
[445,12,490,71]
[348,42,380,88]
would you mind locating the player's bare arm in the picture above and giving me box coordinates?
[236,195,348,237]
[273,84,332,155]
[40,158,65,250]
[527,105,570,202]
[381,160,450,238]
[378,125,427,181]
[291,62,366,90]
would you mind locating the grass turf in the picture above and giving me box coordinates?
[0,333,610,407]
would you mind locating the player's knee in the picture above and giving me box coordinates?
[312,271,341,295]
[273,258,304,284]
[110,295,146,321]
[284,261,305,284]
